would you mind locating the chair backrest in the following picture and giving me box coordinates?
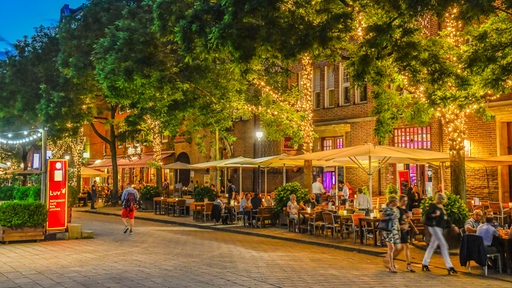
[411,208,422,216]
[205,202,214,212]
[489,202,502,213]
[177,199,186,206]
[322,211,334,225]
[352,213,363,226]
[314,210,323,222]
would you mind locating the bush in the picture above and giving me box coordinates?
[193,186,216,202]
[139,185,162,201]
[0,186,17,201]
[420,192,470,228]
[273,182,309,216]
[0,201,48,228]
[67,185,79,207]
[385,184,399,198]
[13,186,40,201]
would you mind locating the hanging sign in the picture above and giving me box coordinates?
[47,159,68,230]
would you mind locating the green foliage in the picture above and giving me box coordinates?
[0,201,48,228]
[67,185,79,207]
[361,186,370,197]
[139,185,162,201]
[13,186,40,201]
[192,186,216,202]
[273,182,309,216]
[0,186,17,201]
[385,184,399,198]
[420,193,470,228]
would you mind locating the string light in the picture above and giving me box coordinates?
[0,129,42,144]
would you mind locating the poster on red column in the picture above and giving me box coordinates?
[47,159,68,230]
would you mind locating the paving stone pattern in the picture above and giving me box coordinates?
[0,211,509,288]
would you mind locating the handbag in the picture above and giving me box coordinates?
[377,218,393,231]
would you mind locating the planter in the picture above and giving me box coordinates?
[141,199,154,211]
[0,226,45,244]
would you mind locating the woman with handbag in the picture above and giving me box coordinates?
[381,195,401,273]
[421,193,459,275]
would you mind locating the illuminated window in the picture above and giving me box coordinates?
[313,68,322,109]
[322,137,344,150]
[393,126,431,149]
[325,65,335,107]
[355,81,368,103]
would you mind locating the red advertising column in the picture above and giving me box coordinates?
[47,159,68,230]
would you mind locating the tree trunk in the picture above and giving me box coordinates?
[450,150,466,201]
[109,106,119,206]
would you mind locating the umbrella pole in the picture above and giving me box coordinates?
[239,167,242,196]
[335,165,339,206]
[265,168,268,196]
[283,164,286,186]
[369,155,372,206]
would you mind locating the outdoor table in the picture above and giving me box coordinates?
[166,198,178,216]
[154,197,167,215]
[299,210,315,233]
[191,202,205,221]
[359,217,380,246]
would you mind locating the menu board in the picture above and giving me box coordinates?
[47,159,68,230]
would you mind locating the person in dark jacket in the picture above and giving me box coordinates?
[421,193,459,275]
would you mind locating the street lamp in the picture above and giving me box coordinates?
[256,131,263,141]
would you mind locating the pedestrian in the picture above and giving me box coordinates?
[421,193,458,274]
[397,194,417,272]
[381,195,401,273]
[90,180,97,209]
[121,183,139,235]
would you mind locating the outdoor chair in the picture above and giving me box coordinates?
[203,202,214,222]
[234,204,244,224]
[351,213,364,243]
[489,202,510,226]
[308,210,324,235]
[176,199,186,216]
[322,211,341,239]
[459,234,502,276]
[255,207,273,228]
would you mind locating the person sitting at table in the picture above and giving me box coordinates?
[264,195,273,207]
[476,216,501,254]
[212,195,225,224]
[354,188,371,216]
[329,184,337,196]
[287,194,299,232]
[300,193,317,210]
[240,193,253,226]
[484,209,500,228]
[250,193,263,226]
[464,209,483,234]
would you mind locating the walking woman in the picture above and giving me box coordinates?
[382,195,401,273]
[398,194,417,272]
[421,193,459,275]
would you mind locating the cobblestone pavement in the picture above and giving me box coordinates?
[0,210,509,288]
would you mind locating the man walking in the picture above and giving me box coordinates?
[121,183,139,235]
[90,180,97,209]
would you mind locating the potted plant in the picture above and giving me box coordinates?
[139,185,162,210]
[192,186,215,203]
[420,192,470,248]
[67,186,79,223]
[273,182,309,224]
[385,184,399,198]
[0,200,47,243]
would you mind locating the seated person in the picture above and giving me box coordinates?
[264,195,273,207]
[212,195,225,224]
[464,209,483,234]
[240,193,253,226]
[484,209,500,228]
[300,193,317,210]
[476,217,501,254]
[287,194,299,231]
[251,193,263,211]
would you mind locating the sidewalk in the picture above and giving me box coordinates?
[76,206,512,282]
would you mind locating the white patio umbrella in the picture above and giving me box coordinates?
[163,161,194,188]
[289,143,451,200]
[0,163,8,169]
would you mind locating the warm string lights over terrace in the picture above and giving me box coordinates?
[0,129,42,145]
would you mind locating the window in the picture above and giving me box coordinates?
[339,64,351,105]
[325,65,335,107]
[313,68,321,109]
[322,137,343,151]
[355,81,368,103]
[393,126,431,149]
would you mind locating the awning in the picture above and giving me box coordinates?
[81,167,108,177]
[89,152,173,169]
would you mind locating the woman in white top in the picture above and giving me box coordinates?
[287,194,299,231]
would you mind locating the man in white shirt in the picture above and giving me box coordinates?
[354,188,371,216]
[338,181,349,205]
[311,177,325,204]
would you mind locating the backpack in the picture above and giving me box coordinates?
[124,192,137,210]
